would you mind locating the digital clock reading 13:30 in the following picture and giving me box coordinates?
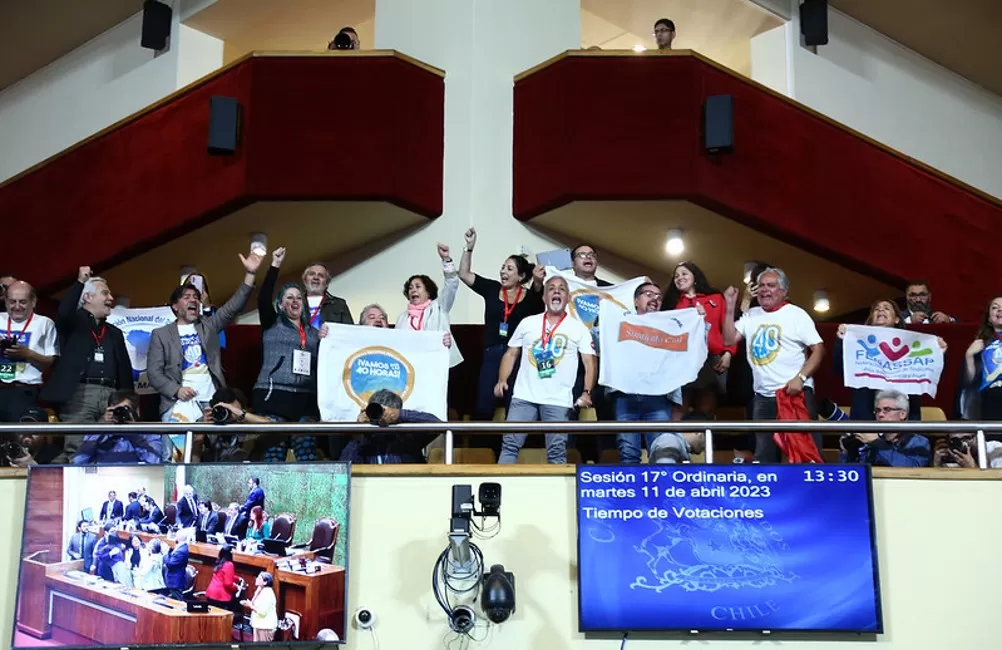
[803,469,862,482]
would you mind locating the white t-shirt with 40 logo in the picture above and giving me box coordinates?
[735,304,822,396]
[509,312,595,408]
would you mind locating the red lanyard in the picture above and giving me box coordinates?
[502,286,523,323]
[91,325,107,347]
[541,312,567,349]
[409,310,425,331]
[297,322,307,349]
[6,312,32,342]
[309,304,322,325]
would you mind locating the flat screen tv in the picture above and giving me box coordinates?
[577,464,882,633]
[12,462,350,647]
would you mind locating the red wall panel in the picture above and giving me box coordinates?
[513,53,1002,321]
[0,54,444,296]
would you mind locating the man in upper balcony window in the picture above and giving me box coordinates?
[327,27,360,51]
[839,389,931,467]
[723,267,825,462]
[903,281,954,324]
[654,18,676,50]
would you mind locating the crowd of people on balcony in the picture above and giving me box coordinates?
[1,231,1000,470]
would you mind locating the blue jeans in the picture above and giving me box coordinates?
[614,393,673,464]
[262,415,318,462]
[499,397,571,464]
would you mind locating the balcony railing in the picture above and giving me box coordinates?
[1,421,997,470]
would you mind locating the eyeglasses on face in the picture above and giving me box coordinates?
[574,251,597,259]
[638,291,661,300]
[874,407,905,415]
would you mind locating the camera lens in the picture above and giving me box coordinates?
[365,402,384,421]
[212,405,232,424]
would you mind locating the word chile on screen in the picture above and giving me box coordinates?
[576,464,882,634]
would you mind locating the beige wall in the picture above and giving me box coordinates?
[2,471,1001,649]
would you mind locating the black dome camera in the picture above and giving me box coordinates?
[481,564,516,624]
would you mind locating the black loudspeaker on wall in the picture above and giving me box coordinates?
[703,95,734,155]
[141,0,172,51]
[208,96,242,156]
[800,0,829,47]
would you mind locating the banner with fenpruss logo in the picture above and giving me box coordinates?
[318,324,449,422]
[543,267,646,333]
[597,301,708,395]
[107,306,176,394]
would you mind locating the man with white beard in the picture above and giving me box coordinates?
[495,276,596,464]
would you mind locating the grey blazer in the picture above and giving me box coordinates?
[147,282,253,416]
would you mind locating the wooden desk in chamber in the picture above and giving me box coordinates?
[124,530,346,640]
[17,551,232,645]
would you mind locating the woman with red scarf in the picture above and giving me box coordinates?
[395,243,464,368]
[662,261,736,417]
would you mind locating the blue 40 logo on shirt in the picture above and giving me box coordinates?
[528,334,569,368]
[750,324,782,366]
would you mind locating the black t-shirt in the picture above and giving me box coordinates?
[471,275,543,348]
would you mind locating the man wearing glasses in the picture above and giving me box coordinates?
[839,389,931,466]
[569,244,612,288]
[903,281,954,324]
[654,18,676,51]
[604,282,691,463]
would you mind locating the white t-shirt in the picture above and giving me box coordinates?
[0,313,59,385]
[509,312,595,408]
[735,304,822,396]
[306,295,324,329]
[177,324,215,400]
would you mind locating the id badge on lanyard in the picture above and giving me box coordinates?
[534,348,556,378]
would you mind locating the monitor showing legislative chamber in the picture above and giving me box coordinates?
[12,462,350,648]
[577,464,883,633]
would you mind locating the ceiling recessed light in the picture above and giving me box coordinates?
[813,289,830,313]
[665,229,685,257]
[633,44,646,52]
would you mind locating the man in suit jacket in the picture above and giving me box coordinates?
[138,495,164,529]
[99,490,125,520]
[164,529,191,600]
[240,477,265,516]
[147,253,261,421]
[124,492,143,522]
[222,503,248,539]
[176,485,200,528]
[67,520,89,560]
[43,267,132,463]
[196,500,219,533]
[302,261,353,326]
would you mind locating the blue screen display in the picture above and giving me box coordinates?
[577,464,882,633]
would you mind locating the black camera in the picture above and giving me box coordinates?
[331,31,353,50]
[478,483,501,516]
[0,336,18,354]
[112,405,135,424]
[841,434,864,459]
[365,402,384,422]
[947,437,969,454]
[211,404,232,424]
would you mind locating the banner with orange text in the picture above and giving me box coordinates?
[597,302,708,395]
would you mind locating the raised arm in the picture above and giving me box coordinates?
[722,286,742,347]
[208,252,262,331]
[258,248,285,330]
[57,267,90,334]
[437,243,459,312]
[458,228,476,287]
